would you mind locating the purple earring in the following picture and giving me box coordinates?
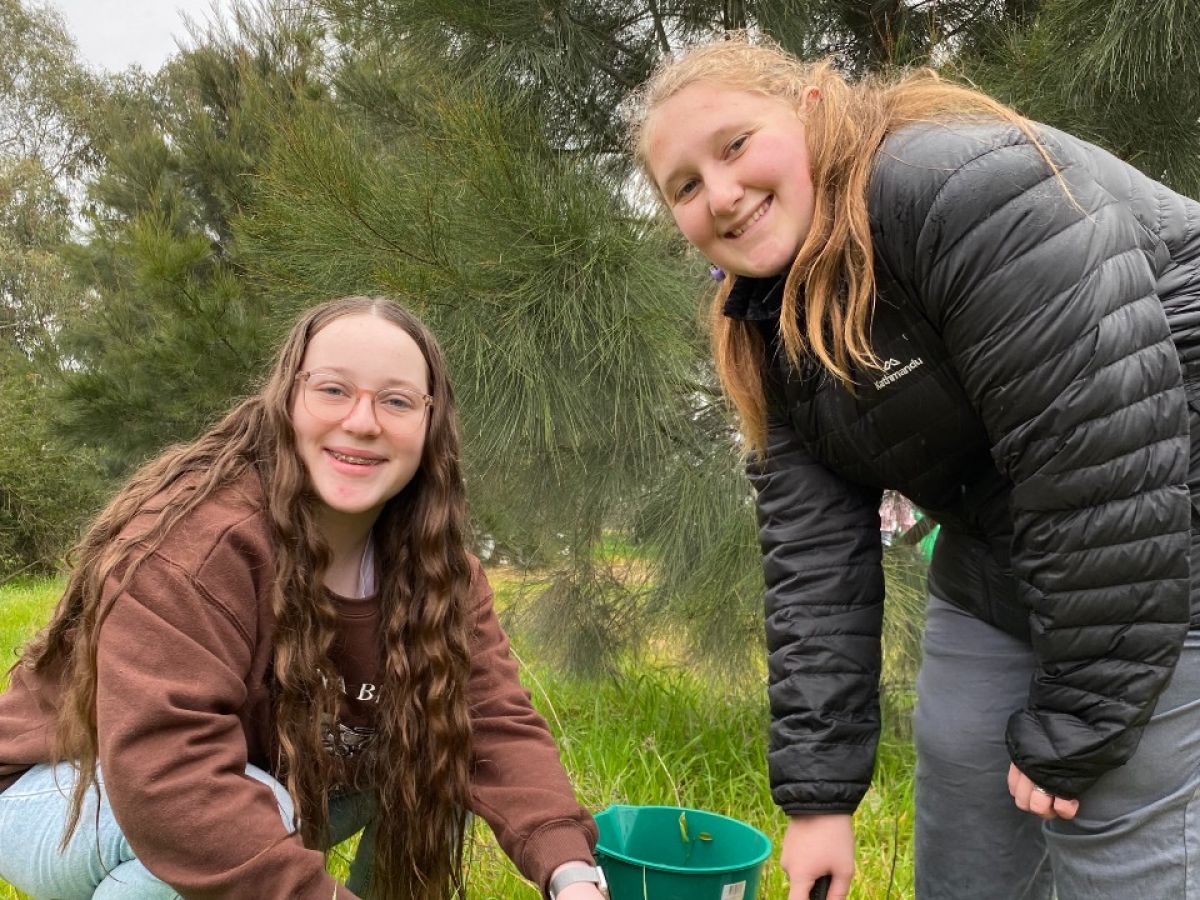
[708,265,725,282]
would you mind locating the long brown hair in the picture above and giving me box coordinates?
[20,296,474,899]
[628,36,1052,449]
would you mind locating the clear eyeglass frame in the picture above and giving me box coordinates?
[295,370,433,434]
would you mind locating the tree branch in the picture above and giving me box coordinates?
[647,0,672,55]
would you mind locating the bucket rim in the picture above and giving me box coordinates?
[593,804,773,875]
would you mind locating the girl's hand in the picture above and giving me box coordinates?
[780,814,854,900]
[1007,763,1079,821]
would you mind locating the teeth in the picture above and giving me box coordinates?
[330,450,382,465]
[730,199,770,237]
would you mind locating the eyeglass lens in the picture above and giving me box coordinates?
[301,372,428,432]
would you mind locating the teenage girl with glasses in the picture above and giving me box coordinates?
[0,296,606,900]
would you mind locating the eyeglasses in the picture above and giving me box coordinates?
[296,371,432,434]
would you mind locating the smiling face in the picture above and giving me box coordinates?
[291,312,430,539]
[645,81,816,279]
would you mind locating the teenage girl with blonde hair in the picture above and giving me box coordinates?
[0,296,607,900]
[630,35,1200,900]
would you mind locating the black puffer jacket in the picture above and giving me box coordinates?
[735,122,1200,815]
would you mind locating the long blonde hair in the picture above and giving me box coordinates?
[628,36,1048,449]
[21,296,474,899]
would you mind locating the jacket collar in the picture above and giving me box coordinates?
[722,272,788,321]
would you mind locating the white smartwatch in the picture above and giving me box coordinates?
[547,863,607,899]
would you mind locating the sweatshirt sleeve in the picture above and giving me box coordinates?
[463,559,597,892]
[95,542,355,900]
[901,131,1192,798]
[749,413,885,814]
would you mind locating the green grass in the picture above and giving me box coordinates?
[0,577,63,900]
[0,577,62,684]
[0,575,915,899]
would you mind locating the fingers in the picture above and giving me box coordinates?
[1053,795,1080,820]
[1010,769,1053,819]
[787,875,816,900]
[1007,762,1079,820]
[1026,784,1057,820]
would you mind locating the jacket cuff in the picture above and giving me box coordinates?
[519,818,598,894]
[779,801,860,816]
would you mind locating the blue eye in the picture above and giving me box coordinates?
[309,379,352,400]
[726,134,748,156]
[379,391,419,414]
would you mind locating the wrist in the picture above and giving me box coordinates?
[547,860,607,899]
[786,813,855,834]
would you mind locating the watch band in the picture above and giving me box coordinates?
[547,863,607,899]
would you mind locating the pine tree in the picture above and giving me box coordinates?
[0,0,108,576]
[54,2,330,467]
[962,0,1200,194]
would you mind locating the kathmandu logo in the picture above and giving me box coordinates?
[874,356,924,390]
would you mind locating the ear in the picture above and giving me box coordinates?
[801,86,821,112]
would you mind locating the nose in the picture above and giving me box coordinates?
[706,171,744,217]
[341,392,382,435]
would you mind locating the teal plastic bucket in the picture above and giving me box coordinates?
[594,804,772,900]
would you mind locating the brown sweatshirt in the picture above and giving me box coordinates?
[0,472,597,898]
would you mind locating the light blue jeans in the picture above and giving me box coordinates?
[914,595,1200,899]
[0,763,376,898]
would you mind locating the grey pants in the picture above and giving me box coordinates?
[914,595,1200,900]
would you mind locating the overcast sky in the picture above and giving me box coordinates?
[48,0,233,73]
